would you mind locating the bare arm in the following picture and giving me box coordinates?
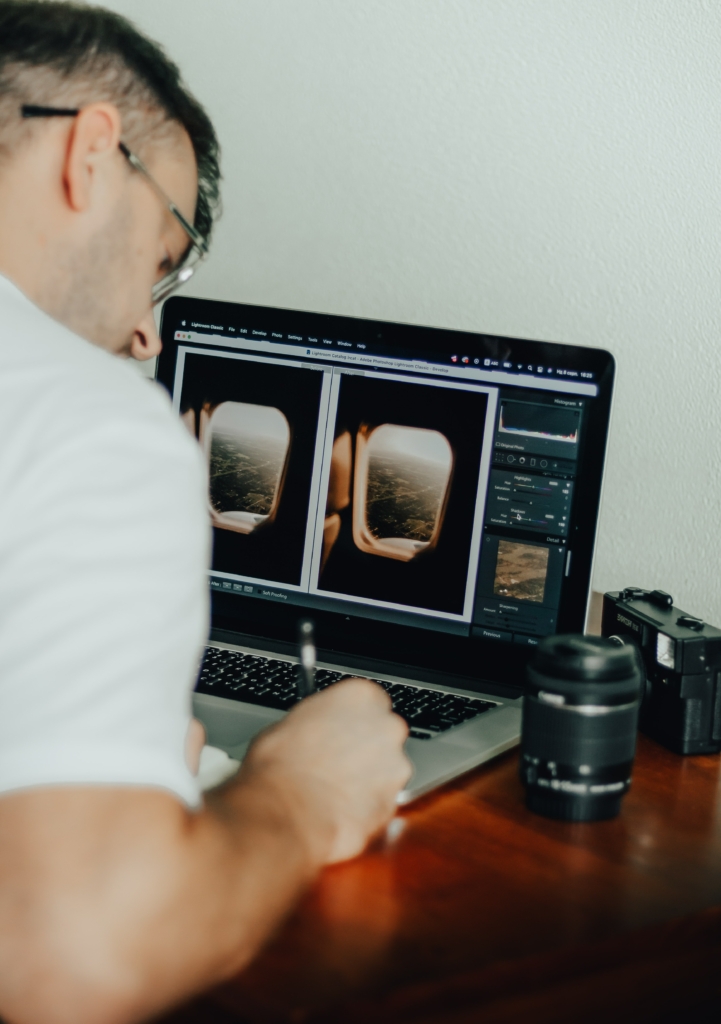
[0,680,410,1024]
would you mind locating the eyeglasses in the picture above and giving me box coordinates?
[21,105,210,305]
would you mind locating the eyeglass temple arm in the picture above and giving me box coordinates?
[22,105,80,118]
[118,142,208,253]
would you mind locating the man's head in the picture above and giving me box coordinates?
[0,1,220,358]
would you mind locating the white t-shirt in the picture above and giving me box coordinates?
[0,273,210,807]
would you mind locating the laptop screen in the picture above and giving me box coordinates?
[159,298,614,691]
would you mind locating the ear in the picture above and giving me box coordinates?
[63,103,123,212]
[130,311,163,361]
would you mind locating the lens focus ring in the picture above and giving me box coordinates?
[522,694,639,767]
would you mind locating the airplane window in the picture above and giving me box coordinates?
[353,424,453,561]
[205,402,290,534]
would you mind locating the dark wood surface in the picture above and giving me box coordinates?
[161,736,721,1023]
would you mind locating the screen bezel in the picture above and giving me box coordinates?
[158,296,615,694]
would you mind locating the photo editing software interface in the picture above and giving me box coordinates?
[170,318,598,649]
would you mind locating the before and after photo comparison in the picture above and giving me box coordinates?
[176,348,497,622]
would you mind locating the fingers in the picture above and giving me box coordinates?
[313,677,409,744]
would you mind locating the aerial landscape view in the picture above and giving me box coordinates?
[363,424,453,551]
[208,402,290,529]
[493,539,549,603]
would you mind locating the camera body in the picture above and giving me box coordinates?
[601,588,721,755]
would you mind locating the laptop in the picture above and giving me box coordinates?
[158,298,615,802]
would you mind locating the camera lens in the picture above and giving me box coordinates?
[520,634,642,821]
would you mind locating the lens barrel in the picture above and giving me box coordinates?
[521,635,642,821]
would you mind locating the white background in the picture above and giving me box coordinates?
[94,1,721,620]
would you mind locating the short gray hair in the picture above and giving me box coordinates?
[0,0,221,239]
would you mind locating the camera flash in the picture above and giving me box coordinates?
[656,632,676,671]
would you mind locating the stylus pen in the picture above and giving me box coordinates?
[298,618,317,699]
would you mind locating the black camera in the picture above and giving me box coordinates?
[601,588,721,755]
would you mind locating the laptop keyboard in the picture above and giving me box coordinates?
[195,646,497,738]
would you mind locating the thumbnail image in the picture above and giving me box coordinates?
[493,540,549,604]
[179,353,325,586]
[317,373,489,615]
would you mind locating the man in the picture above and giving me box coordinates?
[0,4,411,1023]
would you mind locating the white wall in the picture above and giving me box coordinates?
[108,1,721,620]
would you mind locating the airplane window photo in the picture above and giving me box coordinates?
[206,402,290,535]
[316,373,491,616]
[178,352,326,586]
[493,539,549,604]
[353,424,453,562]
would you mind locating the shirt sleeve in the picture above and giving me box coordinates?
[0,391,210,808]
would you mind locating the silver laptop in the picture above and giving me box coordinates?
[158,298,614,802]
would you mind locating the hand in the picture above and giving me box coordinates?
[236,679,411,865]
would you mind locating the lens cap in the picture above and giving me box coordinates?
[532,634,638,683]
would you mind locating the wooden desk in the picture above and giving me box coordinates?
[163,736,721,1024]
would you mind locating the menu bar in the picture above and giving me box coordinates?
[174,328,599,398]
